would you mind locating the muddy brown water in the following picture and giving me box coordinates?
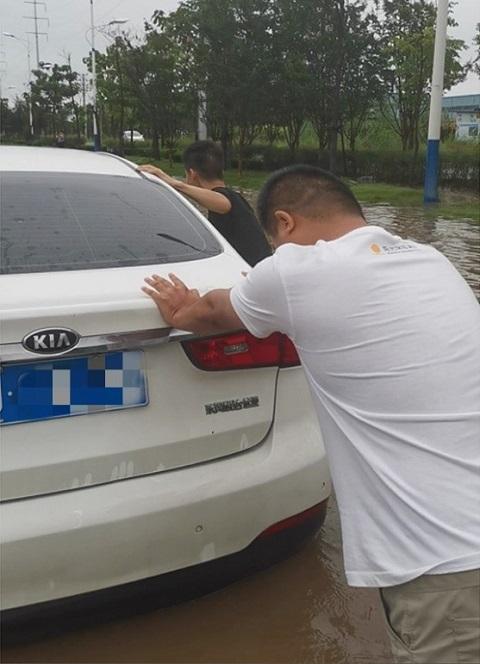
[3,499,391,664]
[3,207,479,664]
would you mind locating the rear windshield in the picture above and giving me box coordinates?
[0,172,222,274]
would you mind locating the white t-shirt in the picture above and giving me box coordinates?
[230,225,480,588]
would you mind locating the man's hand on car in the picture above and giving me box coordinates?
[142,273,200,327]
[137,164,179,189]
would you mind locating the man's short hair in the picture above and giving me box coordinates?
[183,140,224,181]
[257,165,365,234]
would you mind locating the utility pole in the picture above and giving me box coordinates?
[424,0,448,204]
[25,41,34,138]
[0,78,3,142]
[82,73,87,139]
[85,8,126,152]
[3,33,35,137]
[24,0,48,68]
[0,64,4,142]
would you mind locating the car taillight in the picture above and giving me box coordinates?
[182,331,300,371]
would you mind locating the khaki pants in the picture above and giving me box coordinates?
[379,568,480,663]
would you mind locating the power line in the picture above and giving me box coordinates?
[23,0,49,67]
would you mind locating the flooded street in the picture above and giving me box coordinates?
[3,498,391,664]
[3,207,479,664]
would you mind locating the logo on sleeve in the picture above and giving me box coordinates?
[370,242,416,255]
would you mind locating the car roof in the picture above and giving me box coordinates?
[0,146,139,177]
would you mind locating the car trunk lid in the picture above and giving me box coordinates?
[0,257,280,500]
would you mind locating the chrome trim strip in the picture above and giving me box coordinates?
[0,328,195,363]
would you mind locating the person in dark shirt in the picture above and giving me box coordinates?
[138,140,271,266]
[55,131,65,148]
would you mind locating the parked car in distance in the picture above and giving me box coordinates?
[0,146,331,637]
[123,130,145,142]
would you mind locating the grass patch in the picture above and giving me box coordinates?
[128,155,479,222]
[350,183,479,221]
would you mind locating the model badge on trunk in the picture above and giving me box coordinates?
[205,396,260,415]
[22,328,80,355]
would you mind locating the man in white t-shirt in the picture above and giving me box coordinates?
[142,165,480,664]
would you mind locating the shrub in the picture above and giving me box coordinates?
[90,140,480,192]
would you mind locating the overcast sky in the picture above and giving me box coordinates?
[1,0,479,103]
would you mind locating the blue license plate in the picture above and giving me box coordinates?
[0,351,148,425]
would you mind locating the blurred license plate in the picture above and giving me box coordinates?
[0,350,148,426]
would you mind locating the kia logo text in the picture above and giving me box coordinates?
[22,328,80,355]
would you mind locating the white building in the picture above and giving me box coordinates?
[442,94,480,139]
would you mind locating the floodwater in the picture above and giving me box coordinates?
[3,206,479,664]
[3,498,391,664]
[363,205,480,299]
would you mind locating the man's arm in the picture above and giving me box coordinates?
[142,274,243,336]
[137,165,232,214]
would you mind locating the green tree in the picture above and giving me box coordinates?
[120,28,193,159]
[269,0,309,159]
[95,37,134,153]
[30,64,81,137]
[473,23,480,77]
[299,0,383,171]
[155,0,276,166]
[63,59,82,141]
[340,6,384,160]
[380,0,466,154]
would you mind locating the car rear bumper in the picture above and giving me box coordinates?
[0,368,331,614]
[2,500,328,642]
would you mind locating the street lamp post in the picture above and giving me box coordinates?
[89,0,100,151]
[88,0,127,151]
[2,32,34,138]
[424,0,449,204]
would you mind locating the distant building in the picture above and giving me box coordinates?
[442,94,480,139]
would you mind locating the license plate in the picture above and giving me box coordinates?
[0,350,148,426]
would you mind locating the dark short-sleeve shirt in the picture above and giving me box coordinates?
[208,187,272,266]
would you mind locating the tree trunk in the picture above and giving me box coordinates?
[349,134,357,178]
[328,126,337,174]
[152,126,160,159]
[340,130,347,177]
[221,124,231,170]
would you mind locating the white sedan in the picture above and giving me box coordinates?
[123,130,145,142]
[0,146,330,630]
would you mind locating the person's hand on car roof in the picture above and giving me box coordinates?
[137,164,179,188]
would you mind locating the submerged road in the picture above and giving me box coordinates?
[3,498,391,664]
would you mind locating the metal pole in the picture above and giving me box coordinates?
[198,90,207,140]
[3,35,34,136]
[90,0,100,151]
[82,73,87,139]
[424,0,448,204]
[33,0,40,67]
[0,76,3,142]
[26,44,34,137]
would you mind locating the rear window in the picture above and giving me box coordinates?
[0,172,222,274]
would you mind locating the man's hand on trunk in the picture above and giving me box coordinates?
[142,273,200,327]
